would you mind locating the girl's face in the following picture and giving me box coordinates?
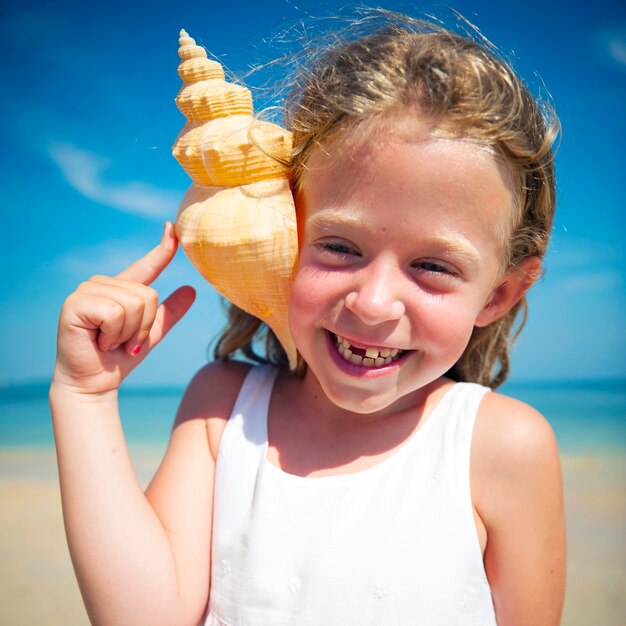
[289,118,515,416]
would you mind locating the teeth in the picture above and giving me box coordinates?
[333,333,405,368]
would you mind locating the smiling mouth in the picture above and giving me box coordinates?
[331,332,408,368]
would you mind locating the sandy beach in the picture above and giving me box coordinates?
[1,447,624,626]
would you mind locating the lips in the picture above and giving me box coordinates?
[331,332,407,368]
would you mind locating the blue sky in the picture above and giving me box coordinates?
[1,0,624,387]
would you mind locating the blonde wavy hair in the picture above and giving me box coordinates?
[214,11,560,388]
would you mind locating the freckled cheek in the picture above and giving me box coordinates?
[288,266,339,321]
[288,267,343,358]
[409,296,481,348]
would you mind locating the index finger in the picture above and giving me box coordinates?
[117,222,178,285]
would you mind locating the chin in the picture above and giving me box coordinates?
[311,366,424,417]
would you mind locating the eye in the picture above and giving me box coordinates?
[412,260,460,279]
[313,240,360,257]
[310,239,361,268]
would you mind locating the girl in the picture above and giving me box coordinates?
[50,12,566,626]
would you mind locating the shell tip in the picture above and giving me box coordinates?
[179,28,188,37]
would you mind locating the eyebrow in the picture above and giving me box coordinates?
[307,213,363,233]
[307,212,482,265]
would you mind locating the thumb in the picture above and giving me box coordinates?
[144,285,196,351]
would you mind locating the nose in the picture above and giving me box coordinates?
[344,259,406,325]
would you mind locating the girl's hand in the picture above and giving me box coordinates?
[52,222,196,396]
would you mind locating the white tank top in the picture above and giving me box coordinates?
[205,366,497,626]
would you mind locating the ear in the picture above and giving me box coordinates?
[475,257,542,328]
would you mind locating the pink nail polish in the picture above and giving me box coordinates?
[131,344,142,356]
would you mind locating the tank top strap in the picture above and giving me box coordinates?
[217,364,278,463]
[432,382,491,498]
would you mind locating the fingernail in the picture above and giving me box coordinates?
[109,344,120,352]
[131,344,142,356]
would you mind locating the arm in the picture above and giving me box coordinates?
[50,223,209,626]
[145,359,250,614]
[472,393,566,626]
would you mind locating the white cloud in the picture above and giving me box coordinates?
[49,237,209,296]
[546,237,621,270]
[535,238,624,300]
[555,270,624,295]
[49,143,180,219]
[608,36,626,66]
[55,239,150,279]
[596,25,626,68]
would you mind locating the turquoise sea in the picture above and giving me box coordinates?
[1,378,625,456]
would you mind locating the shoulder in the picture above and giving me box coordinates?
[472,390,560,486]
[175,359,253,459]
[470,389,563,535]
[177,358,252,416]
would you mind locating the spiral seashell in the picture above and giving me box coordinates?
[172,30,298,368]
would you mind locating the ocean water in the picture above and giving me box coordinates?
[1,379,625,456]
[501,379,626,454]
[0,384,181,451]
